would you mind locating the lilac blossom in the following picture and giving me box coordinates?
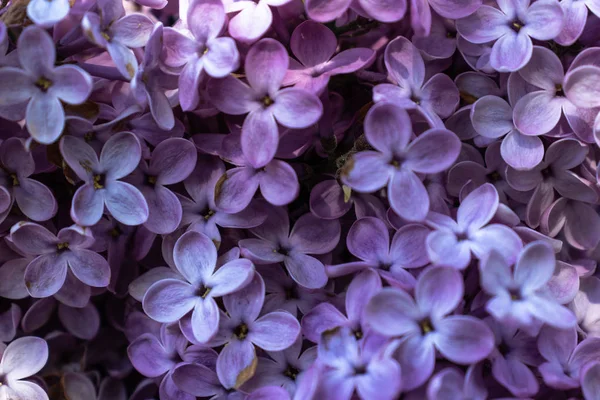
[224,0,292,44]
[206,273,300,389]
[82,0,154,80]
[327,217,429,290]
[373,36,460,127]
[207,38,323,168]
[309,179,387,221]
[365,266,495,390]
[479,243,577,332]
[27,0,70,26]
[341,102,460,222]
[60,131,149,227]
[427,365,487,400]
[143,230,254,343]
[555,0,600,45]
[0,336,49,400]
[305,0,407,23]
[0,26,92,144]
[426,183,523,269]
[283,21,374,94]
[162,0,239,111]
[239,207,340,289]
[10,222,110,298]
[456,0,564,72]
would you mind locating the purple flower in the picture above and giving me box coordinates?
[27,0,70,26]
[457,0,564,72]
[373,36,460,127]
[10,222,111,299]
[327,217,429,290]
[341,102,461,222]
[239,207,340,289]
[128,137,197,234]
[131,23,178,131]
[470,95,544,170]
[0,138,57,222]
[427,365,487,400]
[426,183,523,269]
[0,336,48,400]
[305,0,406,23]
[480,243,577,332]
[312,327,402,400]
[309,179,387,221]
[365,267,495,390]
[555,0,600,45]
[409,0,482,36]
[512,46,599,142]
[0,26,92,144]
[505,138,597,228]
[162,0,239,111]
[178,155,267,245]
[82,0,154,79]
[302,269,381,343]
[224,0,291,43]
[207,38,323,169]
[207,273,300,389]
[537,325,600,389]
[60,132,149,227]
[283,21,374,95]
[143,230,255,343]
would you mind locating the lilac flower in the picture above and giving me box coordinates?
[60,132,149,227]
[341,102,460,222]
[82,0,154,79]
[207,273,300,389]
[0,26,92,144]
[505,138,597,228]
[373,36,460,127]
[178,155,267,245]
[27,0,70,26]
[456,0,564,72]
[224,0,291,43]
[480,243,577,332]
[305,0,407,23]
[0,138,57,222]
[555,0,600,45]
[162,0,239,111]
[571,276,600,338]
[143,230,254,343]
[128,323,215,400]
[61,373,127,400]
[128,138,197,234]
[512,46,599,141]
[470,95,544,170]
[427,365,487,400]
[243,338,317,396]
[0,336,49,400]
[239,207,340,289]
[312,327,402,400]
[541,197,600,251]
[302,269,381,343]
[131,23,178,131]
[409,0,482,37]
[207,39,323,169]
[426,183,523,269]
[309,179,387,221]
[537,326,600,389]
[282,21,374,95]
[10,222,110,298]
[327,217,429,290]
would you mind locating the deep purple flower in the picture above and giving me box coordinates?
[373,36,460,127]
[82,0,154,80]
[480,243,577,332]
[327,217,429,290]
[143,230,254,343]
[365,267,495,390]
[10,222,110,298]
[0,336,48,400]
[207,38,323,169]
[128,137,197,234]
[60,131,149,227]
[162,0,239,111]
[0,26,92,144]
[312,327,402,400]
[341,102,460,222]
[457,0,564,72]
[283,21,374,95]
[305,0,407,23]
[206,273,300,389]
[239,207,340,289]
[309,179,387,221]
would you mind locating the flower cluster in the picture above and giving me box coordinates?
[2,0,600,399]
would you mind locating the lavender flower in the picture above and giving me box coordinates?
[0,336,49,400]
